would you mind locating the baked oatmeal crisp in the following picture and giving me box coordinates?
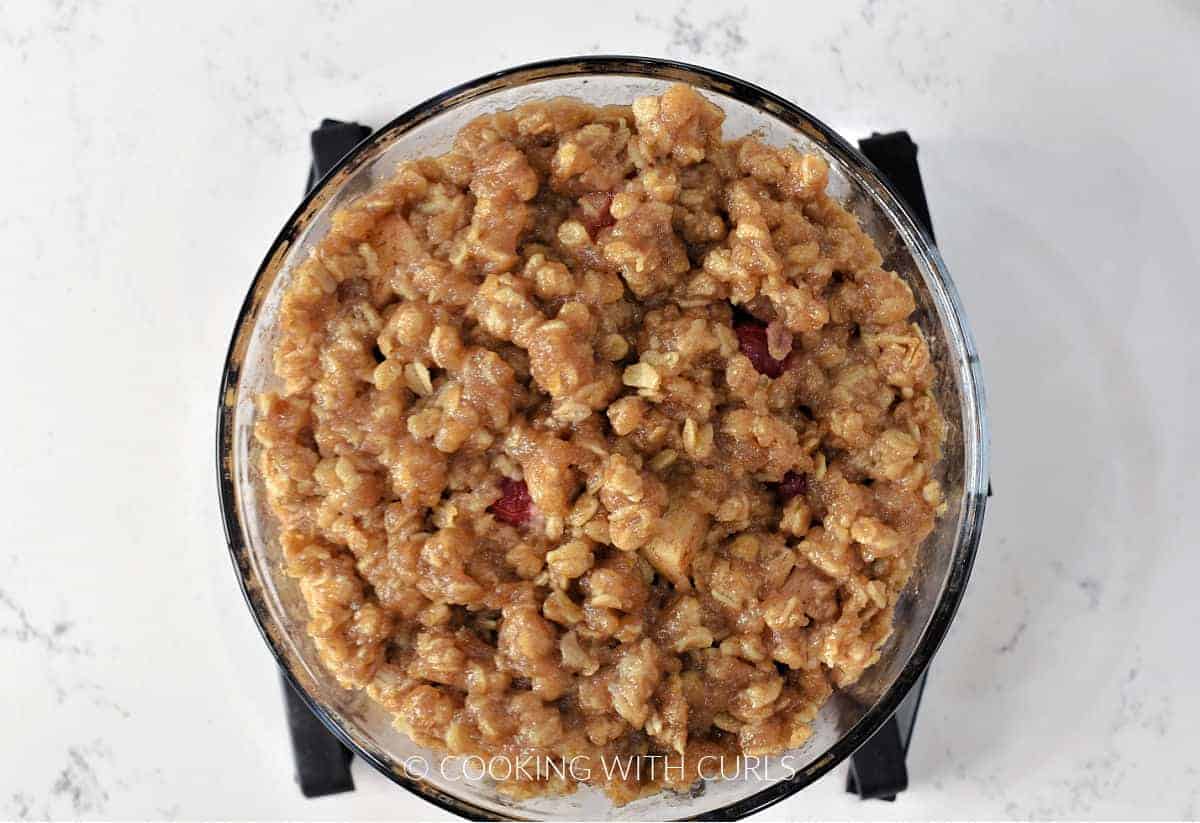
[255,83,947,804]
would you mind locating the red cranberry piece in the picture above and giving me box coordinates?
[734,321,786,378]
[489,478,533,526]
[778,471,808,500]
[573,192,615,239]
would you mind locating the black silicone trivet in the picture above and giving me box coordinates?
[279,117,373,799]
[280,120,942,804]
[845,130,936,802]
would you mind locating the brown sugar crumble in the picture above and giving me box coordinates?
[254,83,947,804]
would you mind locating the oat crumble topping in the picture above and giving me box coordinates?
[254,83,947,804]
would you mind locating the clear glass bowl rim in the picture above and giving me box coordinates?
[215,54,989,821]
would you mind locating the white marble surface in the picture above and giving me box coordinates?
[1,0,1198,819]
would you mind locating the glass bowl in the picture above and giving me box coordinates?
[216,56,988,820]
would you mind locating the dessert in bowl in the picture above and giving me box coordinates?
[217,57,987,820]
